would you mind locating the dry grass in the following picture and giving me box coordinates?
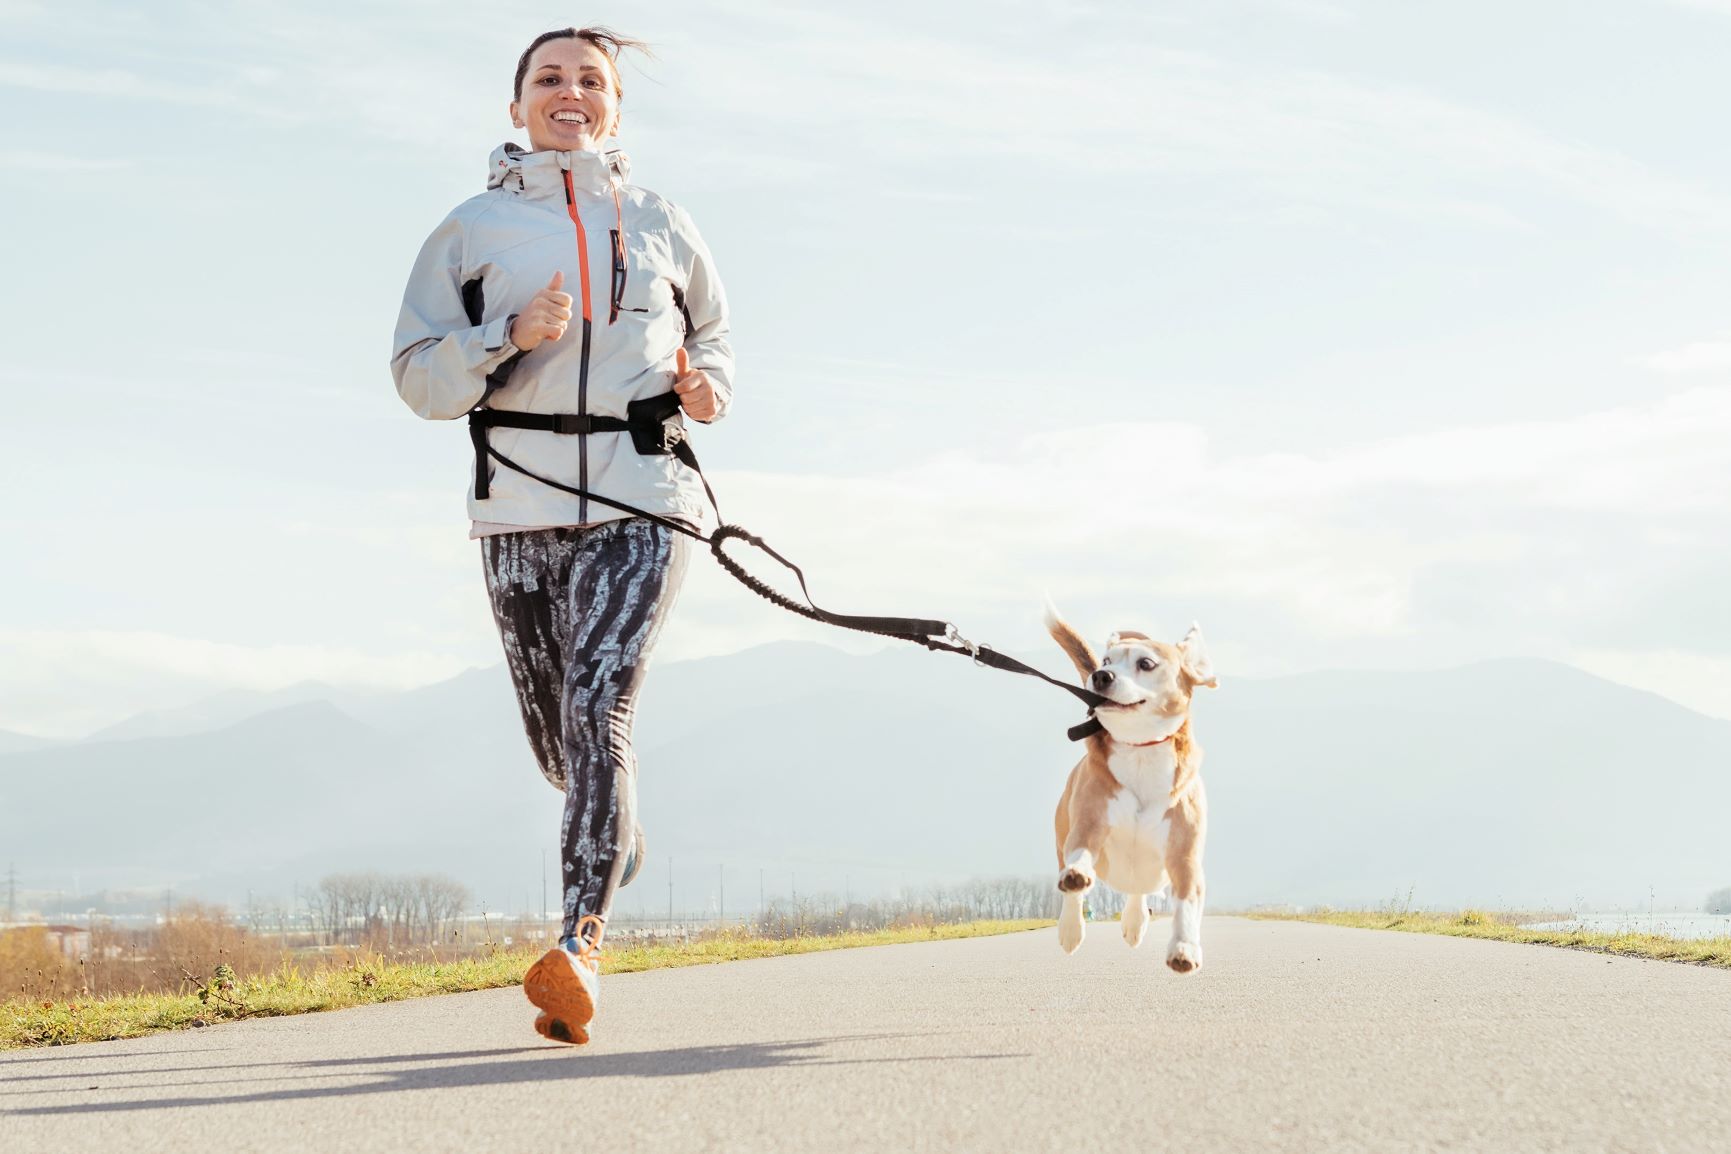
[1248,908,1731,968]
[3,918,1050,1050]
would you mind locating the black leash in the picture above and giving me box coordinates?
[474,406,1109,741]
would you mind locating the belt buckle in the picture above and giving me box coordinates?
[553,414,587,435]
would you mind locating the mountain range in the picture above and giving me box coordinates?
[2,643,1727,914]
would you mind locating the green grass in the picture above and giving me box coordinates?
[1,919,1051,1050]
[1248,908,1731,968]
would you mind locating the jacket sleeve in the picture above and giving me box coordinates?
[390,209,521,421]
[669,204,735,424]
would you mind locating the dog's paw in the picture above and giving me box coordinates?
[1058,915,1085,955]
[1166,940,1203,974]
[1057,868,1094,894]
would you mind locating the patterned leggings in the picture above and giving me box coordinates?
[481,518,691,944]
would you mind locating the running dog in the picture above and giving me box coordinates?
[1046,606,1217,972]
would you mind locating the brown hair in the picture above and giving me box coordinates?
[513,26,651,102]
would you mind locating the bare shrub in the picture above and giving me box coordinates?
[0,926,77,1003]
[749,876,1062,939]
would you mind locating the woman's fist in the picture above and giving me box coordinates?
[672,347,718,422]
[508,271,573,352]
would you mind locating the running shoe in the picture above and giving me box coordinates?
[524,914,602,1044]
[621,823,645,888]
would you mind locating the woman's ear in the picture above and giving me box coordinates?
[509,100,523,129]
[1177,623,1217,689]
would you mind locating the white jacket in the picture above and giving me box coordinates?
[391,143,733,529]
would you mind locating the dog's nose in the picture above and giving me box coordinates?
[1091,669,1115,692]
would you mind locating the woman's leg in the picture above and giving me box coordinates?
[481,529,582,791]
[559,518,691,945]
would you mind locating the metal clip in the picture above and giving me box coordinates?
[945,623,982,662]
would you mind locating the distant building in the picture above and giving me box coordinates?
[40,925,91,959]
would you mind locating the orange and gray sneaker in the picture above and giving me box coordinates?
[524,914,603,1044]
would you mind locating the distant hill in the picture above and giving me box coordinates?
[3,646,1727,913]
[85,681,393,743]
[0,730,59,755]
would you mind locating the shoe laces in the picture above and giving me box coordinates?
[570,914,605,972]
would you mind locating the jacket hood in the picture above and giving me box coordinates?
[486,141,632,192]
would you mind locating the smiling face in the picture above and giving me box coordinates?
[510,38,622,153]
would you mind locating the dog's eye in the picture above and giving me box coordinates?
[1137,657,1158,672]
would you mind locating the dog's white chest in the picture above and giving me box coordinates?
[1100,744,1176,894]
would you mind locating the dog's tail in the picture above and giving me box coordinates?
[1042,595,1097,682]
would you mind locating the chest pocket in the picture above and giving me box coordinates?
[609,228,686,331]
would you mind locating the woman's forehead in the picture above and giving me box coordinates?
[527,38,613,74]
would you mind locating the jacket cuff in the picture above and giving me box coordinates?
[482,314,518,356]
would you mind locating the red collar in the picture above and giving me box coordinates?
[1124,721,1188,748]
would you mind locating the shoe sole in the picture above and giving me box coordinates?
[523,948,595,1045]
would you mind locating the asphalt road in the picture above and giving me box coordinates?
[4,918,1728,1153]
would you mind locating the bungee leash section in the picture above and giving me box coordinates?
[468,401,1111,742]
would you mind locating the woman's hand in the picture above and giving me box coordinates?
[508,271,573,352]
[672,347,718,421]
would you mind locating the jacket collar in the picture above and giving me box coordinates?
[486,142,632,201]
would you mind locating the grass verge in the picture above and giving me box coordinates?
[1248,908,1731,969]
[2,919,1051,1051]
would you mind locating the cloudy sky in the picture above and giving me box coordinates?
[2,0,1728,737]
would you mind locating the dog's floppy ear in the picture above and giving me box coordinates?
[1177,622,1217,689]
[1043,595,1099,682]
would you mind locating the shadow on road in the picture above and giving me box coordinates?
[6,1034,1027,1115]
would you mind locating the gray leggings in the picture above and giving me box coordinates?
[481,518,691,943]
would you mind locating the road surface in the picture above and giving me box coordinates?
[3,918,1728,1153]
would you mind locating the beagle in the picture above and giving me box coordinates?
[1047,607,1217,971]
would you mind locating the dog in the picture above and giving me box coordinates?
[1046,606,1217,972]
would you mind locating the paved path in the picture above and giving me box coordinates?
[4,918,1729,1153]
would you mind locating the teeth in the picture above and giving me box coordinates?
[552,111,588,124]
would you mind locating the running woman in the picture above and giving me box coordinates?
[390,26,733,1044]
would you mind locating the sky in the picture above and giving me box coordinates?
[2,0,1728,737]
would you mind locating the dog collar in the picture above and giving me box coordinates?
[1127,721,1188,748]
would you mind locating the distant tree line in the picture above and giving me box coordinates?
[750,875,1130,938]
[1707,887,1731,916]
[305,872,470,947]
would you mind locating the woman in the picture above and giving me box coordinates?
[390,26,733,1045]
